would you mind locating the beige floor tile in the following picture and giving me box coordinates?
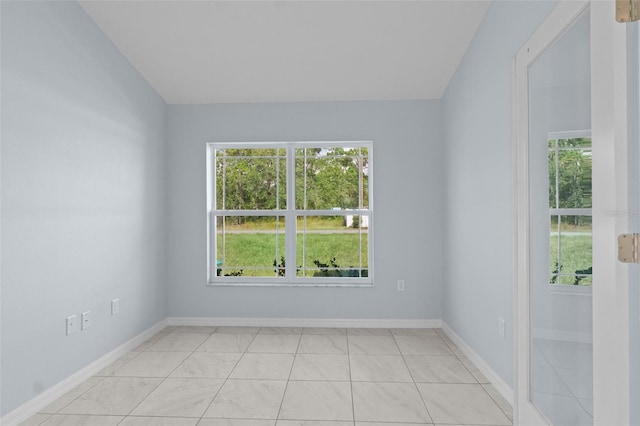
[204,379,287,419]
[19,327,515,426]
[39,377,104,413]
[95,352,141,377]
[215,327,260,334]
[230,353,295,379]
[289,354,350,381]
[298,335,348,354]
[404,355,476,383]
[197,334,254,353]
[198,420,275,426]
[131,378,223,417]
[482,384,514,421]
[112,352,190,377]
[355,423,431,426]
[40,414,123,425]
[348,336,400,355]
[169,326,218,334]
[302,327,346,335]
[347,328,392,336]
[18,414,51,426]
[349,355,412,382]
[148,333,209,352]
[58,377,162,415]
[352,382,431,423]
[246,334,301,353]
[417,383,511,425]
[259,327,302,334]
[170,352,241,379]
[133,333,170,352]
[459,356,491,384]
[121,417,199,426]
[278,421,353,426]
[278,381,353,421]
[394,335,453,356]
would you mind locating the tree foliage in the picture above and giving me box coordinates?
[548,138,592,226]
[216,146,369,224]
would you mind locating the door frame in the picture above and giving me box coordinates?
[513,1,631,424]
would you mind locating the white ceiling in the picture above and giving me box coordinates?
[79,1,490,104]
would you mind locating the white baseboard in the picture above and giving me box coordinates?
[167,317,442,329]
[441,321,514,406]
[0,319,167,426]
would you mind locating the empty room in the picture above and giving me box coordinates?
[1,0,639,425]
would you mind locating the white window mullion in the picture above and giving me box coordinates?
[286,144,297,282]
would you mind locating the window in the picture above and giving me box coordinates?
[548,131,592,286]
[207,142,373,285]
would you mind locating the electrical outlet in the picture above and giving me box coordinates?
[111,299,120,315]
[397,280,405,292]
[66,315,78,335]
[498,317,506,339]
[82,311,91,330]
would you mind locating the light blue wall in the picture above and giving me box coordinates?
[1,1,167,416]
[441,0,557,387]
[166,101,443,320]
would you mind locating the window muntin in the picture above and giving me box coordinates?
[208,142,373,285]
[548,132,592,286]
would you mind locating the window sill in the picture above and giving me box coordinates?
[207,281,374,288]
[547,283,592,296]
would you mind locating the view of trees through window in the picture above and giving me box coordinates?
[211,144,371,281]
[548,135,592,285]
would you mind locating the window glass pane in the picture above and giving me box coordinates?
[296,215,368,278]
[549,215,592,285]
[216,216,285,277]
[215,148,286,210]
[295,147,369,210]
[548,138,592,209]
[548,148,558,209]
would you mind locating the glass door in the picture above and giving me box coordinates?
[527,9,593,425]
[515,1,636,424]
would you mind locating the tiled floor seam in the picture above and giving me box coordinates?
[195,330,260,424]
[273,331,303,422]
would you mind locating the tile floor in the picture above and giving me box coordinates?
[531,338,593,425]
[20,327,513,426]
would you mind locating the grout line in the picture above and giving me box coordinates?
[391,331,435,424]
[196,329,260,425]
[346,329,356,425]
[273,329,303,422]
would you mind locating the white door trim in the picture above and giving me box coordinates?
[513,1,589,425]
[591,1,630,424]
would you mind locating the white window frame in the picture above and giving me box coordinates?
[547,129,593,289]
[206,141,374,287]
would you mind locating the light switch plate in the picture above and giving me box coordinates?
[82,311,91,330]
[66,315,78,335]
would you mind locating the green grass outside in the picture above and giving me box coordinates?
[216,232,368,277]
[549,234,592,285]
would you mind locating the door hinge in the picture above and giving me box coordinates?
[617,0,640,23]
[618,234,640,263]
